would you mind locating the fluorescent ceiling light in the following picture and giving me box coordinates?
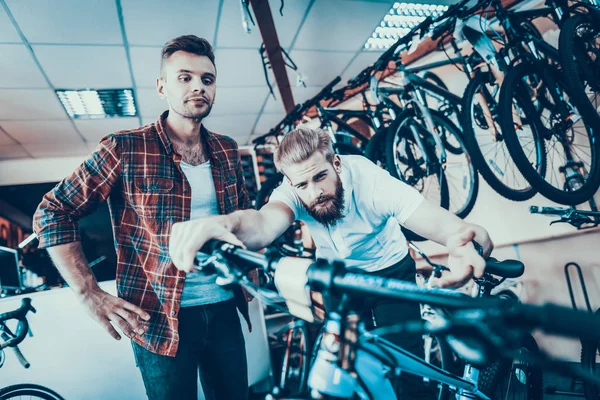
[56,88,137,119]
[364,2,449,51]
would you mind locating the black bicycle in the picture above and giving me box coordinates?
[194,239,600,399]
[0,298,65,400]
[494,0,600,205]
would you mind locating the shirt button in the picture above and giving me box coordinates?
[177,278,183,284]
[183,189,189,193]
[171,311,176,316]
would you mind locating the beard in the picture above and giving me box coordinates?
[172,98,213,120]
[301,175,345,228]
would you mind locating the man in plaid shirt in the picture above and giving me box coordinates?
[33,36,251,400]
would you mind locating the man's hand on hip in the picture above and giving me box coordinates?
[79,287,151,341]
[169,216,245,272]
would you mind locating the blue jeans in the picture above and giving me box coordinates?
[132,299,248,400]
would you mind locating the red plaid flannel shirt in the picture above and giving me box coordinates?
[33,111,250,356]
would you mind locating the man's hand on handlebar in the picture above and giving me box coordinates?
[169,216,245,273]
[429,227,486,288]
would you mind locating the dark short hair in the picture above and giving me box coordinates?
[160,35,215,71]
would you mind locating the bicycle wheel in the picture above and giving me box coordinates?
[559,12,600,132]
[385,113,450,242]
[365,129,388,169]
[581,308,600,400]
[0,384,65,400]
[478,334,543,400]
[498,62,600,205]
[278,323,311,397]
[462,70,541,201]
[255,174,314,258]
[385,113,450,211]
[430,110,479,219]
[422,71,462,132]
[255,173,284,210]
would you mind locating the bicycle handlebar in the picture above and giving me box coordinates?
[529,205,600,217]
[196,240,600,341]
[0,298,36,350]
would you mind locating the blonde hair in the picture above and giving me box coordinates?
[274,127,335,173]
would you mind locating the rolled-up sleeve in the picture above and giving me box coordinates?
[33,134,121,248]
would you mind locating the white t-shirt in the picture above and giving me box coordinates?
[179,160,234,307]
[269,155,424,272]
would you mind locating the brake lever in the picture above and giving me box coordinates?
[549,215,595,228]
[432,264,450,279]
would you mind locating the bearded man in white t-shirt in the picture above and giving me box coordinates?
[169,127,494,398]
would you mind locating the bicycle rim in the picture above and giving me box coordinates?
[462,71,538,201]
[500,63,600,205]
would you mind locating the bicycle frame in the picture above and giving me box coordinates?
[307,309,492,400]
[316,105,373,149]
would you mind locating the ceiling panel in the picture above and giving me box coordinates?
[289,51,355,86]
[203,114,258,139]
[23,141,89,158]
[0,6,21,43]
[136,87,167,120]
[0,126,18,145]
[211,87,268,116]
[75,117,142,143]
[0,120,82,144]
[34,45,131,89]
[215,0,262,49]
[5,0,122,44]
[292,0,392,51]
[214,49,271,87]
[0,144,29,161]
[130,47,161,89]
[216,0,312,49]
[122,0,220,46]
[0,89,67,120]
[340,50,384,83]
[0,45,48,88]
[252,112,286,136]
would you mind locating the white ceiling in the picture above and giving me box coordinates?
[0,0,462,161]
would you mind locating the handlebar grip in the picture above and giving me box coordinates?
[529,206,568,215]
[515,304,600,341]
[198,240,271,271]
[199,239,227,255]
[11,345,30,369]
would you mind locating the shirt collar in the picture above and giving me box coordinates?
[154,110,215,160]
[339,158,353,218]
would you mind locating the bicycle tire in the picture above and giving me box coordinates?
[477,334,543,400]
[433,335,460,400]
[462,71,540,201]
[428,110,479,219]
[365,129,388,168]
[0,384,65,400]
[255,173,284,210]
[384,111,450,211]
[581,308,600,400]
[499,62,600,205]
[335,142,364,156]
[383,112,451,242]
[422,71,462,152]
[559,13,600,132]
